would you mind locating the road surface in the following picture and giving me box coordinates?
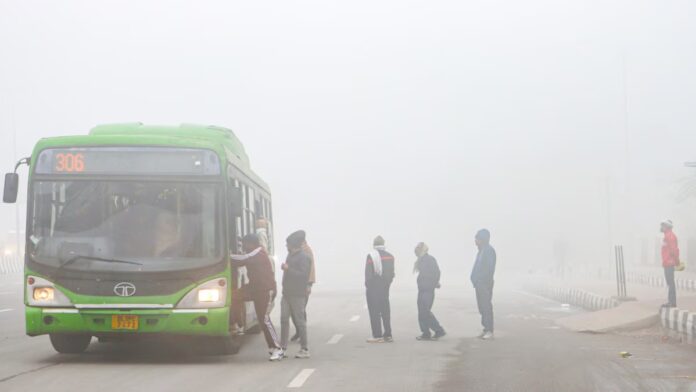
[0,274,695,392]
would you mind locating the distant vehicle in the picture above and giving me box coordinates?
[2,123,275,354]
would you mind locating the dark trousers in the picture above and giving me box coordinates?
[417,289,444,337]
[475,284,494,333]
[252,290,280,349]
[664,266,677,307]
[366,284,392,338]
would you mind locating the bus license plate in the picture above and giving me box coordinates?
[111,315,139,330]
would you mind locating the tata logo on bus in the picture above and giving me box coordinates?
[114,282,137,297]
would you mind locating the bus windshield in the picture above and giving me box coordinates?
[28,180,221,272]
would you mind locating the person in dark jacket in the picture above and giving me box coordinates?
[276,232,312,360]
[365,235,395,343]
[414,242,445,341]
[471,229,497,340]
[231,234,282,360]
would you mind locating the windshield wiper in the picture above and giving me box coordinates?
[58,255,143,270]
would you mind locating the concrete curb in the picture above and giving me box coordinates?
[627,271,696,292]
[660,306,696,336]
[531,285,619,311]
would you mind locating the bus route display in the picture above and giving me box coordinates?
[34,147,221,176]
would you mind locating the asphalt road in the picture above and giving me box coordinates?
[1,273,696,392]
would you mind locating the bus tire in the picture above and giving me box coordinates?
[49,334,92,354]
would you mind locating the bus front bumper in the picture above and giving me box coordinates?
[26,306,230,337]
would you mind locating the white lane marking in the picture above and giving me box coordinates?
[363,304,368,309]
[0,309,13,313]
[349,315,360,322]
[288,368,315,388]
[327,334,344,344]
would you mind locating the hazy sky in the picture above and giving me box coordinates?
[1,0,695,286]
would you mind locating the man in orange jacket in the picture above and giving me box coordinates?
[661,219,680,308]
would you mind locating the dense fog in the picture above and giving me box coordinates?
[1,0,696,288]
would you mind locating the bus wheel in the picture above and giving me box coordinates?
[49,334,92,354]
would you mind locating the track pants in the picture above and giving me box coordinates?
[281,295,308,350]
[252,290,280,349]
[417,289,444,337]
[291,290,310,335]
[475,284,494,333]
[366,284,392,338]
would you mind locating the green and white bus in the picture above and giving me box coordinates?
[2,123,274,354]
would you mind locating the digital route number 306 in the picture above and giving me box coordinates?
[55,153,86,173]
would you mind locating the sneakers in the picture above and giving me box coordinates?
[433,330,446,340]
[477,330,486,339]
[416,334,433,341]
[366,337,385,343]
[383,336,394,343]
[269,348,285,361]
[295,348,311,359]
[480,331,494,340]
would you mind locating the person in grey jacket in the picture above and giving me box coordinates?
[274,232,312,360]
[471,229,496,340]
[414,242,446,341]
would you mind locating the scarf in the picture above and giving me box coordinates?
[369,245,385,276]
[231,247,262,262]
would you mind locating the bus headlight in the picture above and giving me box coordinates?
[197,289,220,302]
[176,278,227,309]
[26,276,73,307]
[33,287,55,301]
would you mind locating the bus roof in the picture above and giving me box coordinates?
[30,123,269,191]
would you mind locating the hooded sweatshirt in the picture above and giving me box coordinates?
[230,247,276,294]
[471,243,496,287]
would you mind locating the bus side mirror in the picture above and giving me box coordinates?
[3,173,19,203]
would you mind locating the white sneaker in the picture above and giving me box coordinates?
[295,349,311,359]
[480,331,494,340]
[269,348,285,361]
[366,337,385,343]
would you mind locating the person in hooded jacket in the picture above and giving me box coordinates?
[230,234,282,360]
[365,235,395,343]
[471,229,497,340]
[414,242,446,341]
